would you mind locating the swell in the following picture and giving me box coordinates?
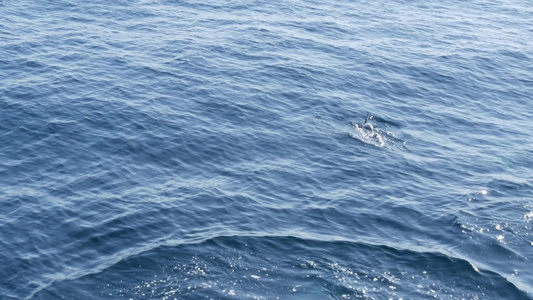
[30,234,532,299]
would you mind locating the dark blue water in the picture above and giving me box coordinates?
[1,0,532,299]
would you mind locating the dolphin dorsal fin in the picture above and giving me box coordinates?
[364,113,370,124]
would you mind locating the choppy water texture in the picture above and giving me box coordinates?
[1,0,533,299]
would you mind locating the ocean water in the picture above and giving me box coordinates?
[1,0,532,299]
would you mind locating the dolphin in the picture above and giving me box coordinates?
[359,113,373,132]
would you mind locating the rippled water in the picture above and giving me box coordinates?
[1,0,532,299]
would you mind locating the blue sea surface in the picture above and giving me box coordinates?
[1,0,532,299]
